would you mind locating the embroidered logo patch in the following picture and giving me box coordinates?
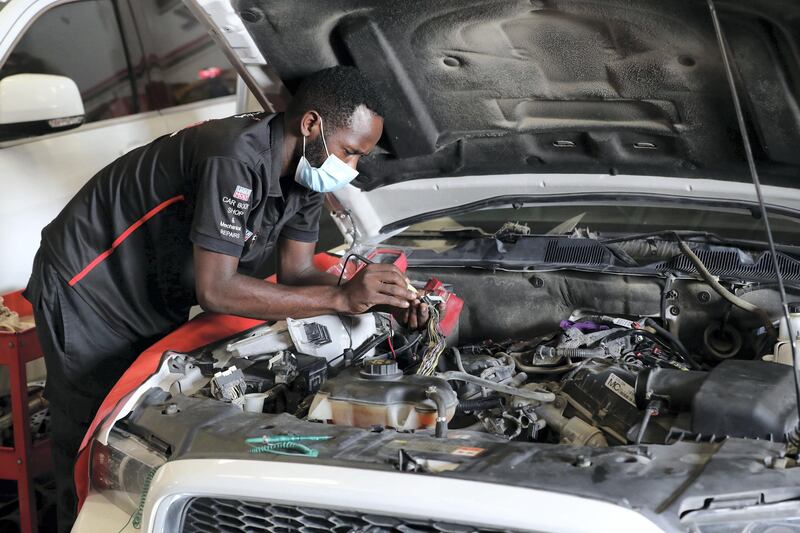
[233,185,252,202]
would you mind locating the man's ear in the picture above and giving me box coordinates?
[299,110,321,138]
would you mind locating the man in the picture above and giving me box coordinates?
[24,66,427,532]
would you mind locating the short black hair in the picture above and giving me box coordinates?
[288,66,384,131]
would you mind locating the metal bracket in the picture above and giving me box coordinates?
[324,194,360,247]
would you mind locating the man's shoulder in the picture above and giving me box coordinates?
[188,112,278,166]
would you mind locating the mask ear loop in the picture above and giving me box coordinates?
[318,115,331,157]
[302,134,307,158]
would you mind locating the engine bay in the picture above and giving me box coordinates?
[159,265,800,450]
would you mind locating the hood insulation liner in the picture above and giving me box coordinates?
[235,0,800,189]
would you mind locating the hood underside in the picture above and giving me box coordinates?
[227,0,800,190]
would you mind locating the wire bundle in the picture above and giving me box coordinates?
[416,305,445,376]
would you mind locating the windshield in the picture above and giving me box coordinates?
[388,202,800,247]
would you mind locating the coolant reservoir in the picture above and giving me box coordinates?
[308,360,457,430]
[764,303,800,366]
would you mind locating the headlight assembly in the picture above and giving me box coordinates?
[682,502,800,533]
[90,427,167,516]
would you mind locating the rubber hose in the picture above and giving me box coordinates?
[678,240,776,338]
[456,397,503,414]
[510,353,580,374]
[426,387,449,438]
[439,371,555,402]
[452,347,467,373]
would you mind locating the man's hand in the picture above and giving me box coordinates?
[338,264,417,314]
[395,298,431,330]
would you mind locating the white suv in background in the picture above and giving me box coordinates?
[0,0,247,295]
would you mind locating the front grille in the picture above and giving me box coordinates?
[180,497,505,533]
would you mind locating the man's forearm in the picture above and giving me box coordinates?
[279,264,341,287]
[194,245,414,320]
[199,272,345,320]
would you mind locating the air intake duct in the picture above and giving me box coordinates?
[635,360,799,441]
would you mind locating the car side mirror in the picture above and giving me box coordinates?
[0,73,85,142]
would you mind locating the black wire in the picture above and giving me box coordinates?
[598,327,697,369]
[368,333,423,361]
[352,332,391,364]
[335,253,367,351]
[334,253,382,353]
[336,254,355,286]
[336,253,375,286]
[327,352,346,366]
[643,318,700,369]
[393,333,423,356]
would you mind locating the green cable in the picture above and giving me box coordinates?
[248,441,319,457]
[115,463,163,532]
[132,465,161,529]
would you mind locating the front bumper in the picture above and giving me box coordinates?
[73,492,137,532]
[73,459,664,533]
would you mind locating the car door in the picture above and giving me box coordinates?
[0,0,172,294]
[126,0,238,132]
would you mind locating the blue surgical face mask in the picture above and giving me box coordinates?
[294,116,359,192]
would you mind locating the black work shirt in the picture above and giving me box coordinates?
[34,112,324,340]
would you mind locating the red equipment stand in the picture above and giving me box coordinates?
[0,290,50,533]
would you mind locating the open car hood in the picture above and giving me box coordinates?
[190,0,800,188]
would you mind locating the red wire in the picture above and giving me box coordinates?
[387,335,397,359]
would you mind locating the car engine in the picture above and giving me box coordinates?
[167,268,799,449]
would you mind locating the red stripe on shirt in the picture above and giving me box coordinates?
[68,194,185,286]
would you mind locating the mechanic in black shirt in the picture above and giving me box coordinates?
[24,66,428,532]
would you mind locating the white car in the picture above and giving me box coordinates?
[0,0,246,296]
[74,0,800,532]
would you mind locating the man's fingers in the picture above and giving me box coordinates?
[365,266,411,290]
[371,293,411,308]
[376,281,416,301]
[375,271,412,292]
[402,306,411,325]
[417,303,429,328]
[408,303,419,330]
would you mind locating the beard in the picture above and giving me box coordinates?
[304,133,330,167]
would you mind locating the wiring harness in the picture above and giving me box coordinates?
[416,299,446,376]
